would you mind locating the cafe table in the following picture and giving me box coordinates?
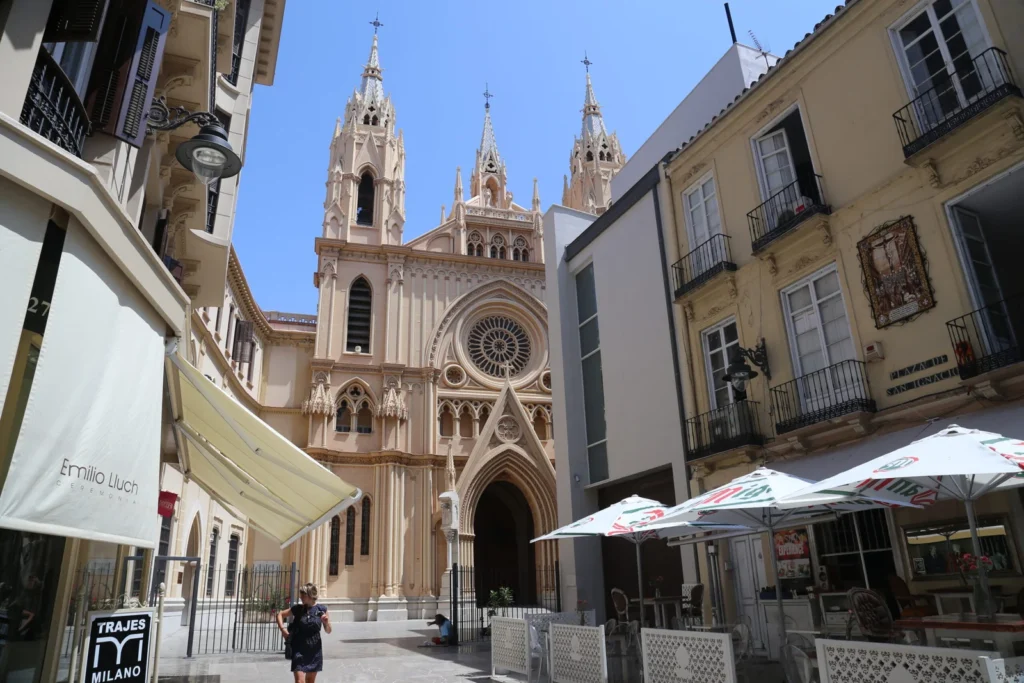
[895,613,1024,656]
[630,594,684,628]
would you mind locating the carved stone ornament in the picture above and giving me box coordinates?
[922,159,942,188]
[763,253,779,276]
[301,376,334,416]
[376,377,408,421]
[496,416,522,444]
[1006,109,1024,142]
[683,301,695,321]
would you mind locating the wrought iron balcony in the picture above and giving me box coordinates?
[686,400,765,461]
[946,293,1024,380]
[19,48,89,158]
[747,175,829,253]
[770,360,875,435]
[894,48,1021,159]
[671,234,736,298]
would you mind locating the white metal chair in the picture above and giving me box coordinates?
[525,612,578,681]
[642,626,737,683]
[979,655,1024,682]
[815,638,995,683]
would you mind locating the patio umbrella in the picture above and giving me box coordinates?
[779,424,1024,614]
[639,468,909,650]
[532,495,676,626]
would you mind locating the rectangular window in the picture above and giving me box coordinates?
[226,0,251,85]
[225,306,235,351]
[224,534,240,597]
[575,264,608,482]
[247,344,257,382]
[150,513,173,603]
[781,264,855,378]
[684,175,721,250]
[702,319,741,409]
[206,527,219,597]
[344,508,356,566]
[129,547,144,598]
[329,517,340,575]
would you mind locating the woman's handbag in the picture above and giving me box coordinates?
[284,618,294,660]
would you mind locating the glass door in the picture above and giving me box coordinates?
[684,176,722,276]
[950,206,1013,355]
[755,129,798,230]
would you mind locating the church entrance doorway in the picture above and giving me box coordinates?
[473,480,536,606]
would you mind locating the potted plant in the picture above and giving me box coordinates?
[481,586,514,637]
[955,552,994,620]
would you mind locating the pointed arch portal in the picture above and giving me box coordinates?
[473,480,537,605]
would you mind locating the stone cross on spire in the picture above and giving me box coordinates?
[369,12,383,34]
[581,51,593,73]
[483,83,494,110]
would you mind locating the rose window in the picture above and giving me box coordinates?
[467,316,532,378]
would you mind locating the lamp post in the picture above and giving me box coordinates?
[147,97,242,184]
[721,338,771,394]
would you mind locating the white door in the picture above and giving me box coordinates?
[756,129,796,200]
[782,266,857,410]
[702,319,740,410]
[950,206,1014,354]
[729,534,769,652]
[684,176,722,276]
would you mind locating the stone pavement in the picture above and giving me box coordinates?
[157,620,496,683]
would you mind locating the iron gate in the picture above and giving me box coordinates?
[449,562,561,645]
[188,562,297,655]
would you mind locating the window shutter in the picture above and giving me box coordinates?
[85,0,170,147]
[232,320,254,363]
[44,0,111,42]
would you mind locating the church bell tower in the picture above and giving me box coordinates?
[563,55,623,215]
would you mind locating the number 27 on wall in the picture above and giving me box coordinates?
[27,297,50,316]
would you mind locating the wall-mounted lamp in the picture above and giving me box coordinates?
[147,97,242,185]
[721,338,771,392]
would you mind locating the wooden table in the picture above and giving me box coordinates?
[895,614,1024,656]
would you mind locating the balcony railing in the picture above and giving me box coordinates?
[747,174,829,253]
[770,360,875,434]
[894,48,1021,159]
[686,400,765,461]
[946,293,1024,380]
[20,48,90,158]
[671,234,736,298]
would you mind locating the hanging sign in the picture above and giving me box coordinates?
[773,528,811,580]
[82,609,153,683]
[157,491,178,518]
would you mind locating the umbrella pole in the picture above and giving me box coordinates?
[767,522,788,660]
[964,498,994,618]
[851,513,870,590]
[635,541,646,629]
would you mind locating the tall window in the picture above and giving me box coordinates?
[247,344,258,383]
[684,175,722,253]
[702,319,742,408]
[206,111,231,233]
[345,507,356,566]
[225,305,235,350]
[512,236,529,262]
[467,232,483,256]
[360,498,371,556]
[346,277,372,353]
[439,405,454,436]
[356,172,375,226]
[329,516,341,575]
[206,527,219,597]
[458,406,473,437]
[781,264,855,380]
[336,400,352,433]
[490,235,506,259]
[576,264,608,482]
[356,402,373,434]
[214,306,222,332]
[129,548,144,598]
[226,0,251,85]
[225,534,240,597]
[533,412,548,440]
[150,514,173,604]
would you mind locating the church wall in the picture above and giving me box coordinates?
[264,343,311,407]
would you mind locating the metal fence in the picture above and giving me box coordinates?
[449,562,561,644]
[190,563,296,655]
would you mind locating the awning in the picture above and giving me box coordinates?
[166,348,361,548]
[771,403,1024,481]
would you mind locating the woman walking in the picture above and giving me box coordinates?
[277,583,331,682]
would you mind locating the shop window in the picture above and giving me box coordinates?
[345,507,356,566]
[903,516,1015,579]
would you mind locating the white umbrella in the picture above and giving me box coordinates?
[642,468,909,650]
[532,495,673,626]
[779,424,1024,613]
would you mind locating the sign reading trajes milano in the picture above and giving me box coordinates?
[82,610,153,683]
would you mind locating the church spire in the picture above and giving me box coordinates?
[478,84,501,172]
[454,166,463,203]
[582,73,607,137]
[358,33,385,105]
[471,83,507,206]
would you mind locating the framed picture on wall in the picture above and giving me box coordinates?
[857,216,935,328]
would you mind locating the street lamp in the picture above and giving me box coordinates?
[146,97,242,185]
[721,338,771,394]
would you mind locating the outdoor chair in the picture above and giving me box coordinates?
[888,574,937,618]
[847,588,905,643]
[781,644,816,683]
[610,587,638,623]
[816,638,1018,683]
[685,584,705,622]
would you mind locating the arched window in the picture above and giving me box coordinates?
[329,516,341,575]
[439,405,454,436]
[599,151,605,161]
[346,277,372,353]
[360,498,371,555]
[356,402,373,434]
[586,150,594,161]
[467,232,483,257]
[363,114,370,125]
[356,172,375,226]
[478,405,490,431]
[514,237,529,263]
[336,400,351,433]
[476,244,483,256]
[533,413,548,441]
[459,406,473,437]
[491,235,505,260]
[206,527,219,597]
[371,115,379,126]
[345,507,356,566]
[490,245,498,258]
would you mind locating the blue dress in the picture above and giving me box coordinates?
[290,603,326,672]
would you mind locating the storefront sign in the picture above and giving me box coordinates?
[82,609,153,683]
[773,529,811,580]
[886,367,959,396]
[889,355,949,381]
[157,491,178,518]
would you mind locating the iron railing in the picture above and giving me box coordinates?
[894,48,1021,158]
[449,562,561,644]
[770,359,874,434]
[20,48,90,157]
[671,234,736,298]
[209,0,219,107]
[191,563,296,655]
[686,400,765,461]
[946,293,1023,380]
[747,174,829,253]
[226,0,251,86]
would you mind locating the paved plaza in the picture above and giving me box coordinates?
[157,620,496,683]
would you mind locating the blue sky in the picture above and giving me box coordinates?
[234,0,843,314]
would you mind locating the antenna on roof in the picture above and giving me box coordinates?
[748,30,771,68]
[724,4,738,44]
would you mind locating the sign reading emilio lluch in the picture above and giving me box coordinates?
[887,355,959,396]
[82,610,153,683]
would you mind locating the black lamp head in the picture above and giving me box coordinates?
[722,355,758,391]
[175,122,242,186]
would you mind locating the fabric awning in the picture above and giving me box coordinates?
[166,349,360,548]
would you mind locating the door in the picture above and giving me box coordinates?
[702,319,741,410]
[755,129,798,231]
[950,206,1014,354]
[684,176,722,276]
[729,535,769,652]
[782,266,857,411]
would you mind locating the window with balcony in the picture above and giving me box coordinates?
[747,108,828,252]
[226,0,251,86]
[673,176,735,296]
[891,0,1018,157]
[576,263,608,482]
[703,319,742,409]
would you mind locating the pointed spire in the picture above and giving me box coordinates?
[562,174,570,204]
[440,205,446,223]
[358,32,385,104]
[479,84,501,171]
[582,72,606,137]
[333,116,342,137]
[454,166,463,203]
[532,177,540,212]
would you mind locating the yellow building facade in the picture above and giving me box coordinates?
[661,0,1024,654]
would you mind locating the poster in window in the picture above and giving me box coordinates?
[773,528,811,579]
[857,216,935,328]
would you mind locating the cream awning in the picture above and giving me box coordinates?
[166,348,360,548]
